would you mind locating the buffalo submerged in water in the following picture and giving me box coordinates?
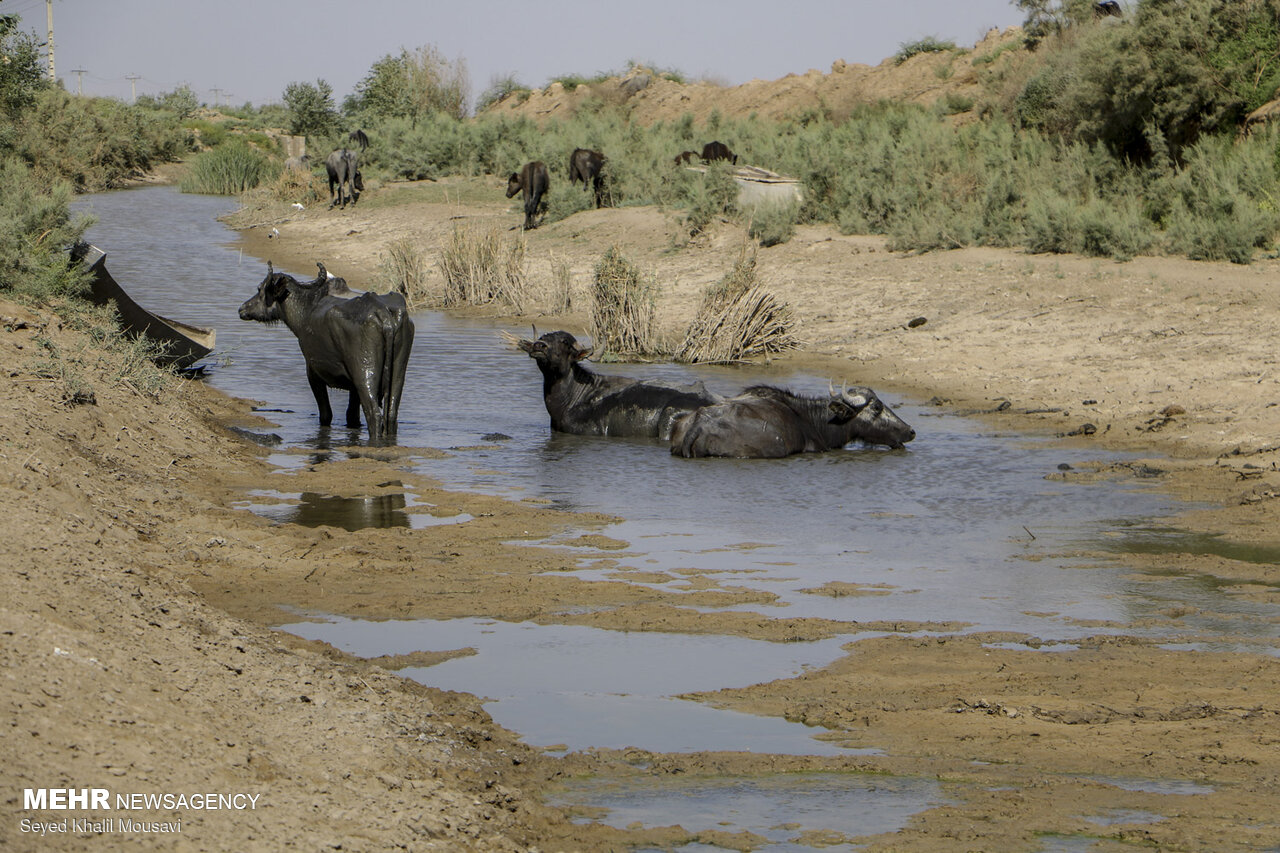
[670,383,915,458]
[514,329,719,439]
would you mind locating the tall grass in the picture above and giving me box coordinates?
[438,223,529,310]
[180,139,279,195]
[589,247,657,358]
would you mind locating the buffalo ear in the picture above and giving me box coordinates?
[827,399,856,424]
[266,276,289,304]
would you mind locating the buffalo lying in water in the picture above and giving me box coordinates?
[516,330,719,439]
[238,262,413,442]
[670,384,915,458]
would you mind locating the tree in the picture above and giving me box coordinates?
[347,45,469,124]
[283,79,339,138]
[159,85,199,120]
[0,17,46,119]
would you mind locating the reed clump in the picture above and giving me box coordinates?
[438,223,529,311]
[179,139,278,195]
[377,238,431,308]
[547,254,575,314]
[675,246,799,364]
[589,246,657,359]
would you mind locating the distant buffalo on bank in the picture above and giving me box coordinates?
[568,148,606,208]
[507,161,550,229]
[700,141,738,165]
[325,148,363,209]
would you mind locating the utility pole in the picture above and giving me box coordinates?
[126,74,140,103]
[46,0,55,82]
[71,67,87,95]
[210,87,222,108]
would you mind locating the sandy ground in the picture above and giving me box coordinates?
[5,173,1280,851]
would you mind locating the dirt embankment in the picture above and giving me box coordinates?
[483,27,1026,125]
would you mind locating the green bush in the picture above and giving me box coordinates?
[9,89,187,191]
[747,201,799,247]
[0,156,92,304]
[895,37,957,65]
[542,181,594,224]
[180,139,279,195]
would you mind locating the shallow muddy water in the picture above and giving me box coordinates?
[76,186,1278,849]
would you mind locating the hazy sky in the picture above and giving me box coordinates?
[24,0,1025,109]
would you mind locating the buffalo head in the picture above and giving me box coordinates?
[517,330,592,377]
[238,261,291,324]
[826,383,915,449]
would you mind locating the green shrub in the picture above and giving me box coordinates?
[895,37,957,64]
[747,200,799,247]
[682,161,739,237]
[0,156,92,304]
[542,181,594,224]
[180,139,278,195]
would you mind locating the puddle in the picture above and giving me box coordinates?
[233,490,471,531]
[1082,808,1166,826]
[279,615,864,756]
[550,772,947,851]
[1107,525,1280,566]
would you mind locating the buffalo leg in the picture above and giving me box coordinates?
[307,368,334,426]
[345,390,362,428]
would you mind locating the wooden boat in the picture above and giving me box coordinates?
[72,242,216,369]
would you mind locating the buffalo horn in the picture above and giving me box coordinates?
[841,388,868,408]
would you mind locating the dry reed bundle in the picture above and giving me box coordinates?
[378,238,430,307]
[675,247,800,363]
[589,246,657,358]
[438,223,529,311]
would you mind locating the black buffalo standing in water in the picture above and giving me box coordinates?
[515,330,720,439]
[238,262,413,442]
[670,384,915,458]
[325,148,363,209]
[568,148,606,208]
[506,161,550,229]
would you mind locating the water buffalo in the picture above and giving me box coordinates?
[670,384,915,458]
[674,150,698,166]
[348,128,370,151]
[325,148,363,209]
[284,153,310,172]
[506,161,550,229]
[701,141,738,165]
[515,329,720,438]
[1094,1,1122,17]
[568,148,606,207]
[238,262,413,442]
